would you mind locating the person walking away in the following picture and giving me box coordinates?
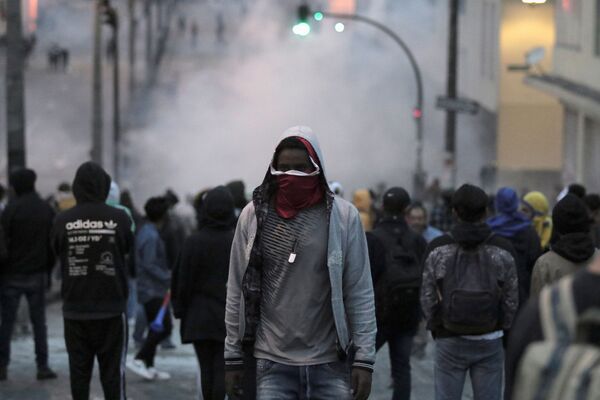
[53,162,133,399]
[421,184,518,400]
[224,126,376,400]
[127,197,172,381]
[505,255,600,399]
[530,194,597,297]
[584,193,600,248]
[172,186,236,400]
[371,187,427,400]
[521,191,553,252]
[406,202,443,243]
[0,168,57,381]
[488,187,541,307]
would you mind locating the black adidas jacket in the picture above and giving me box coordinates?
[52,162,133,319]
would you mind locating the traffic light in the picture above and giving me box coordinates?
[292,5,311,36]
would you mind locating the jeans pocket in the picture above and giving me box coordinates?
[321,361,350,377]
[256,359,276,378]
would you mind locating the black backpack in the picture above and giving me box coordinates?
[372,227,422,329]
[438,235,503,335]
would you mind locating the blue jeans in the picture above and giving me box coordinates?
[434,337,504,400]
[376,331,414,400]
[256,359,352,400]
[0,273,49,368]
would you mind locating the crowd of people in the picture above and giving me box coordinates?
[0,126,599,400]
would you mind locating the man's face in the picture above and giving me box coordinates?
[407,208,427,234]
[276,148,314,173]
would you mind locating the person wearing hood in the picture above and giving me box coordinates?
[521,191,553,252]
[488,188,541,306]
[52,162,133,400]
[421,184,518,400]
[530,194,598,297]
[0,168,57,381]
[224,126,376,400]
[172,186,236,400]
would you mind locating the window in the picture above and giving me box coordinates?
[556,0,582,50]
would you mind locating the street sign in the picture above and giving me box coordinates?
[436,96,480,114]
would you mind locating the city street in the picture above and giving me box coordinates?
[2,298,473,399]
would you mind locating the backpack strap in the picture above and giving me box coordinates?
[539,275,577,342]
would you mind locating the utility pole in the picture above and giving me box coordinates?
[144,0,154,83]
[91,0,104,165]
[104,4,121,182]
[128,0,137,96]
[445,0,459,188]
[5,0,27,172]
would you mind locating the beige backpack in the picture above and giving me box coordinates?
[513,276,600,400]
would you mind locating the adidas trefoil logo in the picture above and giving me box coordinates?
[105,220,118,230]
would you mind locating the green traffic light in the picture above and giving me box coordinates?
[314,12,324,21]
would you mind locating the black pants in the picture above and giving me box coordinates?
[135,297,172,367]
[194,340,225,400]
[64,315,127,400]
[0,273,48,368]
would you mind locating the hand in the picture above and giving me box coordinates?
[351,368,372,400]
[225,370,244,399]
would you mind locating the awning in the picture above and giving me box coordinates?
[524,74,600,120]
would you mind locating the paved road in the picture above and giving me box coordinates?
[1,298,478,399]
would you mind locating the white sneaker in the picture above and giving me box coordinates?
[126,359,154,380]
[148,367,171,380]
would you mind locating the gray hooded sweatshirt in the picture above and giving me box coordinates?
[224,126,377,372]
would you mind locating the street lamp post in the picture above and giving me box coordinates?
[5,0,27,173]
[315,11,426,198]
[103,3,121,182]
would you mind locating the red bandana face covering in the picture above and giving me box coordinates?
[273,137,324,219]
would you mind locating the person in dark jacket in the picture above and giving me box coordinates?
[371,187,427,400]
[488,187,542,307]
[127,197,172,381]
[421,184,518,400]
[0,168,57,381]
[172,186,236,400]
[52,162,133,399]
[530,194,597,297]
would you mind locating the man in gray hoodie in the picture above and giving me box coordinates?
[224,126,376,400]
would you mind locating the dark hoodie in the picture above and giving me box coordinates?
[421,222,519,338]
[172,186,236,343]
[1,168,56,276]
[52,162,133,319]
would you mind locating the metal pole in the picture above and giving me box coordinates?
[445,0,459,188]
[92,0,104,165]
[144,0,154,83]
[321,12,425,197]
[6,0,27,172]
[108,7,121,182]
[128,0,137,96]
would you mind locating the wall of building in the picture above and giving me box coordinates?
[496,0,563,192]
[553,0,600,92]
